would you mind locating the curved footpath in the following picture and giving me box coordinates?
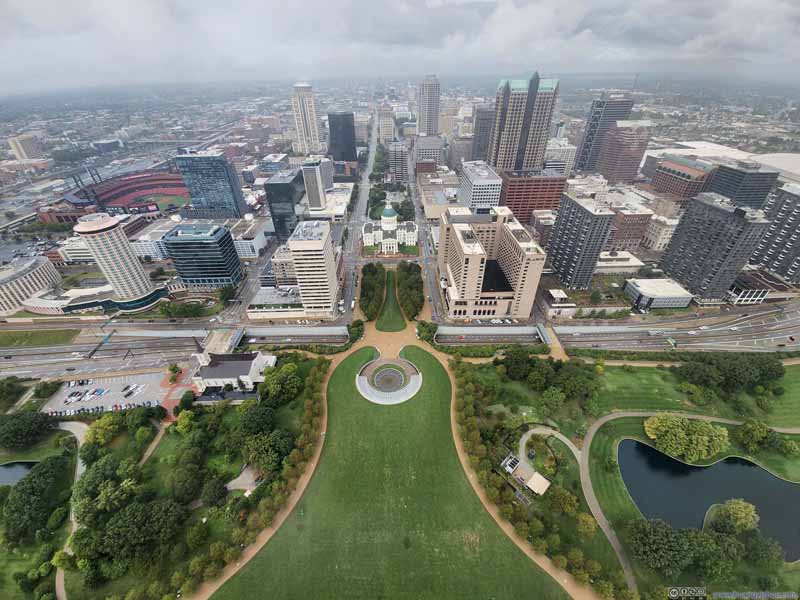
[521,411,800,593]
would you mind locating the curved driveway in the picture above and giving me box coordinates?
[523,411,800,593]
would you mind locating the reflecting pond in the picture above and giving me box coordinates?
[0,461,36,485]
[618,439,800,560]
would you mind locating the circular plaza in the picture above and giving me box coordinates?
[356,355,422,405]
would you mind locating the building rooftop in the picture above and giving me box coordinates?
[289,220,329,242]
[73,212,120,234]
[197,353,266,380]
[568,193,615,216]
[695,192,770,222]
[615,119,652,129]
[462,160,501,183]
[382,204,397,218]
[267,169,301,185]
[0,256,52,286]
[627,278,693,297]
[497,78,558,92]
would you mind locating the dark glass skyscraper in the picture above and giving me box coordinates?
[164,223,243,289]
[471,105,494,161]
[575,95,634,172]
[174,150,247,218]
[328,112,357,162]
[265,169,305,238]
[707,161,779,210]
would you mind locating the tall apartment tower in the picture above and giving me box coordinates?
[750,184,800,283]
[498,170,567,222]
[292,83,322,154]
[388,142,409,184]
[548,192,615,289]
[287,221,338,317]
[174,150,247,218]
[458,161,503,214]
[327,112,357,162]
[74,213,154,301]
[575,94,634,172]
[437,206,545,320]
[417,75,441,136]
[660,193,770,301]
[486,73,559,172]
[471,105,495,161]
[8,133,43,160]
[302,157,334,209]
[707,161,780,210]
[595,120,651,184]
[164,223,243,290]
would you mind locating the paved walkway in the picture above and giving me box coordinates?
[226,466,257,492]
[138,420,166,466]
[55,421,88,600]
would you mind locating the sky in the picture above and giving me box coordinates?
[1,0,799,95]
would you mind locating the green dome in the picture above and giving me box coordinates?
[382,205,397,218]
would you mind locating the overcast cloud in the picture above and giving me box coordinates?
[1,0,799,94]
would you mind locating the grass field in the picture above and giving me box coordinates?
[214,346,569,600]
[0,430,71,465]
[0,329,78,348]
[376,271,406,332]
[588,417,800,592]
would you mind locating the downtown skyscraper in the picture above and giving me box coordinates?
[417,75,440,136]
[292,82,322,154]
[575,94,634,172]
[486,72,558,172]
[175,150,247,218]
[327,111,357,162]
[471,105,494,161]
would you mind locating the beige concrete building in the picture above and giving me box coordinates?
[74,213,154,301]
[437,206,545,320]
[378,107,395,143]
[291,83,322,154]
[0,257,62,315]
[287,220,338,317]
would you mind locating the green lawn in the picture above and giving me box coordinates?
[361,245,376,256]
[214,346,569,600]
[0,329,79,348]
[588,417,800,592]
[376,270,406,332]
[398,244,419,256]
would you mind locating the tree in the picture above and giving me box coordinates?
[243,429,294,480]
[576,512,597,539]
[169,465,203,504]
[735,420,770,454]
[260,363,303,406]
[0,412,55,449]
[744,531,783,571]
[539,387,566,417]
[33,380,62,399]
[84,413,123,446]
[628,519,693,578]
[175,410,196,435]
[546,485,579,515]
[714,499,759,534]
[201,477,228,508]
[502,346,531,380]
[3,455,67,542]
[589,290,602,305]
[149,266,165,280]
[218,286,236,303]
[643,413,728,461]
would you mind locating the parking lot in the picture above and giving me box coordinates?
[42,372,169,417]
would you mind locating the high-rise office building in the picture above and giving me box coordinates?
[8,133,43,160]
[388,142,409,184]
[164,223,243,290]
[575,94,634,172]
[447,136,473,172]
[414,135,444,165]
[707,161,780,210]
[287,220,338,317]
[651,156,713,199]
[265,169,305,238]
[74,213,154,301]
[498,170,567,222]
[660,193,770,301]
[471,105,494,161]
[292,83,322,154]
[378,107,395,143]
[174,150,247,218]
[458,161,502,214]
[486,73,559,172]
[302,157,334,209]
[327,112,357,162]
[544,138,577,176]
[548,192,615,289]
[417,75,441,136]
[437,206,545,320]
[595,120,651,184]
[750,184,800,283]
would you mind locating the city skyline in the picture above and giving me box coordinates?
[2,0,799,95]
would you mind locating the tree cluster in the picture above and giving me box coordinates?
[3,454,70,543]
[0,376,27,412]
[734,419,799,457]
[395,261,424,320]
[348,320,364,344]
[359,263,386,321]
[416,320,438,342]
[159,301,205,318]
[643,414,729,462]
[33,379,62,399]
[0,412,55,449]
[499,347,601,417]
[676,354,784,397]
[629,507,784,584]
[79,407,159,467]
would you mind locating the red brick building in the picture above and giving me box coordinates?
[499,170,567,223]
[651,157,712,199]
[595,120,651,184]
